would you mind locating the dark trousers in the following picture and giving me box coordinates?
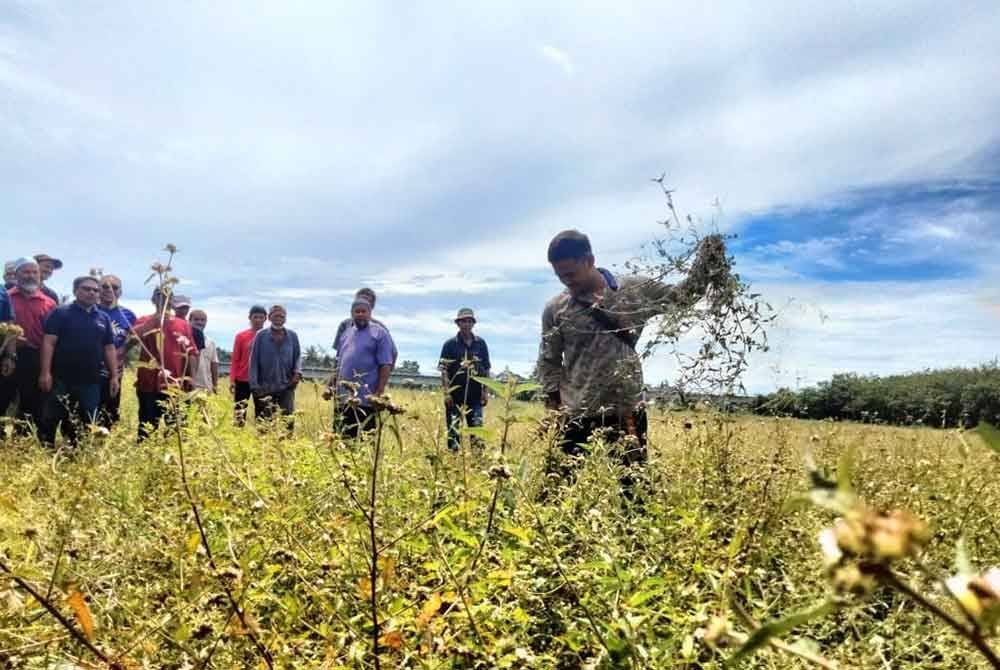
[555,407,649,501]
[13,348,45,434]
[337,404,373,439]
[0,373,16,417]
[445,402,484,451]
[233,380,261,427]
[255,388,295,433]
[98,375,122,428]
[137,390,170,442]
[40,380,101,447]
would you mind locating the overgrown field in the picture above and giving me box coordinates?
[1,380,999,669]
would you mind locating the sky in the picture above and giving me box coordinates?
[3,1,999,393]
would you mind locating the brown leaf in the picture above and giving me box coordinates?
[66,589,95,642]
[379,629,403,650]
[357,577,372,600]
[415,592,442,630]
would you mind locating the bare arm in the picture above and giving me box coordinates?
[374,364,392,396]
[104,344,120,395]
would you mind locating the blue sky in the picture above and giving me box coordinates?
[3,1,999,392]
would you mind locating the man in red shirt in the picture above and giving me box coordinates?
[132,288,197,441]
[230,305,267,427]
[5,258,56,432]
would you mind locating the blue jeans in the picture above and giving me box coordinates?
[446,402,484,451]
[41,379,101,446]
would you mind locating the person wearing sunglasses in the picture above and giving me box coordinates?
[96,274,136,427]
[38,275,117,446]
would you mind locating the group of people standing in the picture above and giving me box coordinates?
[2,229,727,481]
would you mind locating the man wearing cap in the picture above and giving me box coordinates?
[230,305,268,426]
[538,229,727,494]
[171,295,192,321]
[132,288,198,441]
[248,305,302,432]
[4,258,57,431]
[38,276,117,446]
[34,254,63,304]
[327,296,395,438]
[96,274,136,427]
[438,308,491,451]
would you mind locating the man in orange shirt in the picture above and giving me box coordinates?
[132,288,197,441]
[230,305,267,426]
[5,258,56,432]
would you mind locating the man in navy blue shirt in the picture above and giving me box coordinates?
[438,308,491,451]
[96,274,136,427]
[39,275,117,446]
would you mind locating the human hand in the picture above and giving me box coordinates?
[0,358,13,377]
[38,372,53,393]
[444,396,454,408]
[481,392,488,407]
[110,375,121,397]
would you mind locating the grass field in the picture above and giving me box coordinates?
[1,379,999,669]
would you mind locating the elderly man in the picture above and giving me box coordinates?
[189,309,219,394]
[96,274,136,427]
[538,229,727,496]
[5,258,57,431]
[439,308,491,451]
[230,305,268,426]
[248,305,301,432]
[132,288,198,441]
[38,276,117,446]
[328,296,395,438]
[34,254,63,304]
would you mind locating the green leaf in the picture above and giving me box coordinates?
[462,426,496,441]
[726,600,836,667]
[836,445,855,493]
[473,375,508,397]
[514,382,542,395]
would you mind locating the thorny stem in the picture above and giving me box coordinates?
[876,566,1000,669]
[0,558,123,669]
[171,398,275,669]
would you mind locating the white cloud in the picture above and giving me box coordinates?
[538,44,575,77]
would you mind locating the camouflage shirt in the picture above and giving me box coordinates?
[538,269,681,415]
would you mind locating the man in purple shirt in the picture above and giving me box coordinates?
[326,297,395,438]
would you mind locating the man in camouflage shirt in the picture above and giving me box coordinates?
[538,229,726,476]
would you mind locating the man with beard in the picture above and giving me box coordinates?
[38,276,117,446]
[248,305,301,433]
[230,305,268,426]
[96,274,136,427]
[327,297,395,438]
[5,258,57,431]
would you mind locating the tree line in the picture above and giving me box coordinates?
[751,361,1000,428]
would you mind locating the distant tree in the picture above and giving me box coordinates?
[398,360,420,375]
[217,348,232,363]
[303,345,329,367]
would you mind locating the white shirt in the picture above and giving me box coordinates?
[193,337,219,391]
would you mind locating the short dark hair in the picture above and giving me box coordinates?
[73,276,99,291]
[547,229,593,263]
[249,305,267,317]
